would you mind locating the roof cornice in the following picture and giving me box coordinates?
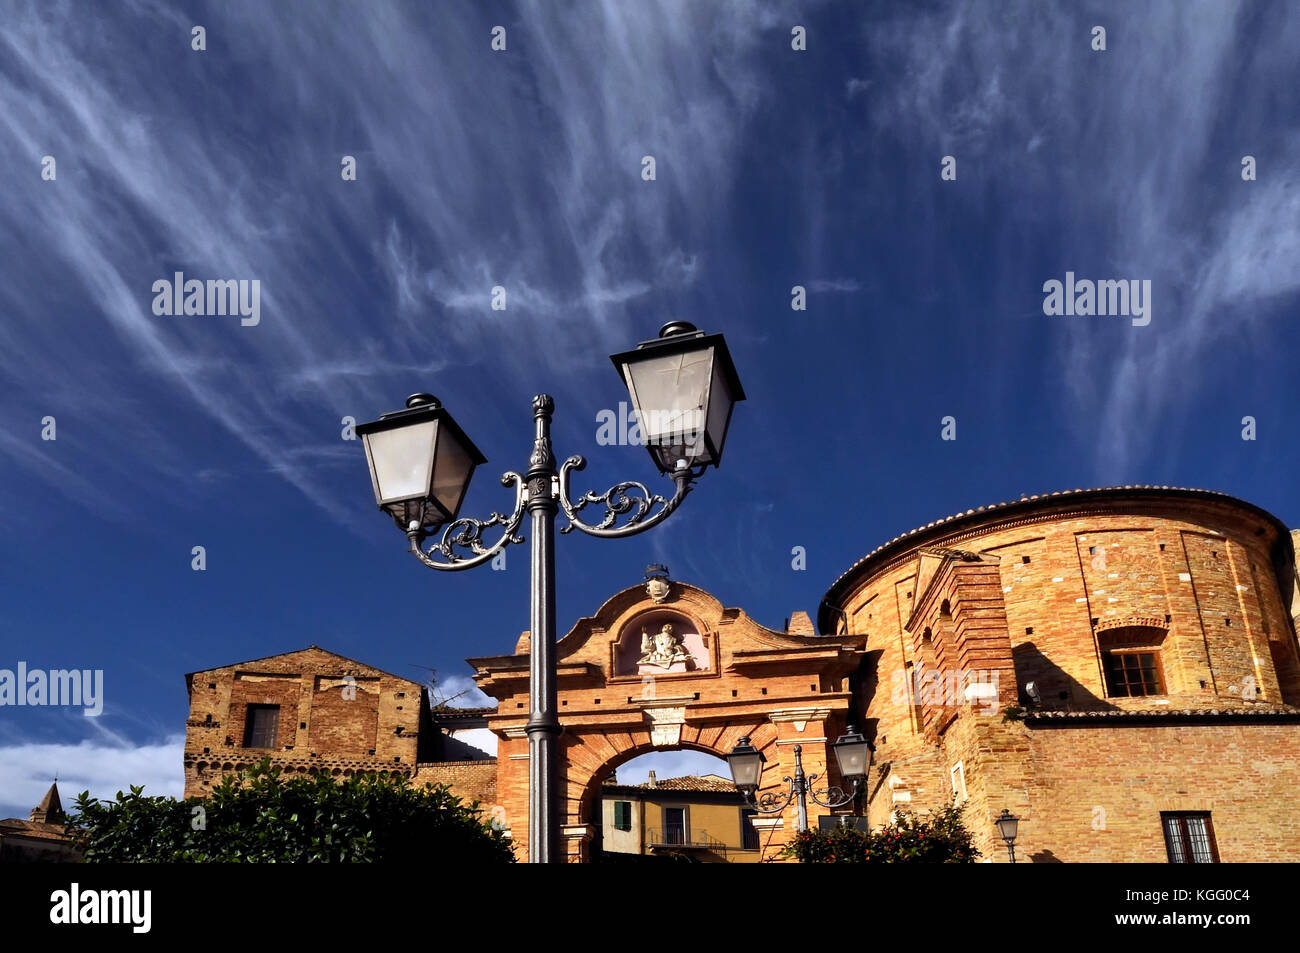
[818,485,1292,632]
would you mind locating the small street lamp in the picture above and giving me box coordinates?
[726,731,872,833]
[356,322,745,863]
[995,808,1020,863]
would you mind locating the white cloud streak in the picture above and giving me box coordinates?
[0,0,795,525]
[0,734,184,821]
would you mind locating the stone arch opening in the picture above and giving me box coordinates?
[471,579,866,862]
[575,732,776,863]
[584,743,757,862]
[576,738,760,822]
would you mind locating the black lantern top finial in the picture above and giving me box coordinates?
[658,320,698,338]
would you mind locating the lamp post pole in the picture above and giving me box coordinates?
[525,396,560,863]
[790,744,810,832]
[356,322,746,864]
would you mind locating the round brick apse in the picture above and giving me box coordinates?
[813,486,1300,861]
[821,486,1299,719]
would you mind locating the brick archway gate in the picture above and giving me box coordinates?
[468,580,865,862]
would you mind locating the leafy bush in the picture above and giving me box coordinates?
[67,759,514,863]
[783,805,980,863]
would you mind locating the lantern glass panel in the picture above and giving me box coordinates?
[832,735,870,781]
[726,746,765,792]
[703,358,735,464]
[622,346,716,466]
[996,812,1020,842]
[431,425,475,517]
[363,420,437,504]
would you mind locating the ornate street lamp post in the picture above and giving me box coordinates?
[356,322,744,863]
[725,730,872,832]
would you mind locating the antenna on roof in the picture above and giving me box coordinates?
[411,663,477,708]
[433,688,472,707]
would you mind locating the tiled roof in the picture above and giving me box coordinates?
[431,705,496,718]
[33,781,64,822]
[1025,706,1300,723]
[819,485,1290,622]
[0,818,72,841]
[636,774,738,794]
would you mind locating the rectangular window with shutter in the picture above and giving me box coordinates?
[243,704,280,749]
[951,761,967,804]
[613,800,632,832]
[1162,812,1219,863]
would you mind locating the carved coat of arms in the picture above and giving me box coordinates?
[645,564,672,603]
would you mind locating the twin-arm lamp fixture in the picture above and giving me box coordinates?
[357,321,744,552]
[726,730,873,833]
[355,321,744,863]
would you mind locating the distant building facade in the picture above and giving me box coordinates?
[0,782,79,862]
[181,645,494,806]
[599,772,760,863]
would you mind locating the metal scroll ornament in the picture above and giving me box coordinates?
[406,471,528,571]
[557,456,694,538]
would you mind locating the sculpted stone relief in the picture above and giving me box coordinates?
[638,622,693,669]
[615,610,708,676]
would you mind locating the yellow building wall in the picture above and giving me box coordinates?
[637,797,761,862]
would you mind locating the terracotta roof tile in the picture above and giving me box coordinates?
[636,774,738,794]
[431,705,497,717]
[0,818,72,841]
[1025,705,1300,722]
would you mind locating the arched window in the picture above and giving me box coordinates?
[1098,626,1167,697]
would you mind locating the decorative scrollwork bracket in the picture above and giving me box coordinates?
[806,773,860,810]
[557,455,698,539]
[406,471,528,571]
[752,784,797,815]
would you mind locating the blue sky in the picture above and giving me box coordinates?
[2,0,1298,818]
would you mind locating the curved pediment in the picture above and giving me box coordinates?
[553,579,727,661]
[469,575,865,701]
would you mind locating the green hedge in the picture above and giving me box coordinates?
[67,758,514,863]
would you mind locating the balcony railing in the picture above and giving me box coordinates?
[645,828,727,851]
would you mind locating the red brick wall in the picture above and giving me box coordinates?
[309,681,379,756]
[413,760,498,808]
[1014,720,1300,862]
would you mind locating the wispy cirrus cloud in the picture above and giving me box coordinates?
[858,0,1300,474]
[0,0,798,527]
